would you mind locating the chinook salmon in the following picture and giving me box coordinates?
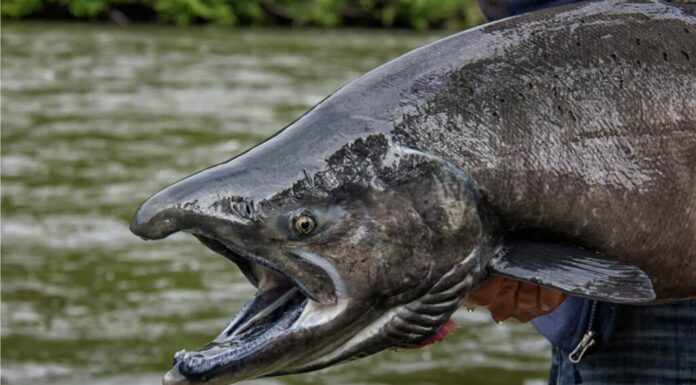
[130,1,696,384]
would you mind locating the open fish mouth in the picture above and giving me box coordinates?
[164,235,313,385]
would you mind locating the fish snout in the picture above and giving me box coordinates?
[130,166,238,240]
[130,192,186,240]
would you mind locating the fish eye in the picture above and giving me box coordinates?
[293,214,316,235]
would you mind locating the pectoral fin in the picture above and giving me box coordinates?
[487,240,656,303]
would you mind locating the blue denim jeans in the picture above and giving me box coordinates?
[547,301,696,385]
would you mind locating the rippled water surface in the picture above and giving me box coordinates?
[2,22,550,385]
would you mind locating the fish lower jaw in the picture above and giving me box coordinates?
[167,254,311,384]
[165,233,355,384]
[169,294,307,384]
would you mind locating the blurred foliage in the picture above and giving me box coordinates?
[1,0,483,29]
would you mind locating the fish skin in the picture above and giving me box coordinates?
[130,1,696,384]
[392,0,696,299]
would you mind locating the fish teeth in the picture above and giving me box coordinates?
[185,353,205,367]
[172,349,187,366]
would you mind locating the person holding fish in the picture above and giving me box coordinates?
[130,1,695,384]
[468,3,696,385]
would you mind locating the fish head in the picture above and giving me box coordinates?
[130,133,490,385]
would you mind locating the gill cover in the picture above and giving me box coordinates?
[284,146,494,371]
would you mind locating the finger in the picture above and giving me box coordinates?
[539,286,566,312]
[516,282,539,310]
[489,278,519,322]
[514,282,540,322]
[466,276,504,308]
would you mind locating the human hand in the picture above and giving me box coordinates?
[463,276,566,323]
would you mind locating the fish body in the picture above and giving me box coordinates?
[130,1,696,384]
[392,1,696,299]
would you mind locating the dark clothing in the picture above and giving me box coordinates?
[531,297,618,356]
[544,301,696,385]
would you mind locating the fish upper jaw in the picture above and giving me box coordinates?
[130,178,343,305]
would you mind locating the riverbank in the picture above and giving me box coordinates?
[2,0,483,30]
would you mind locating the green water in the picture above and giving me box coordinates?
[1,22,550,385]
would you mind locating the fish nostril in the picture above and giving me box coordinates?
[233,201,254,220]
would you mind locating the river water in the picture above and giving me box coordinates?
[1,22,550,385]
